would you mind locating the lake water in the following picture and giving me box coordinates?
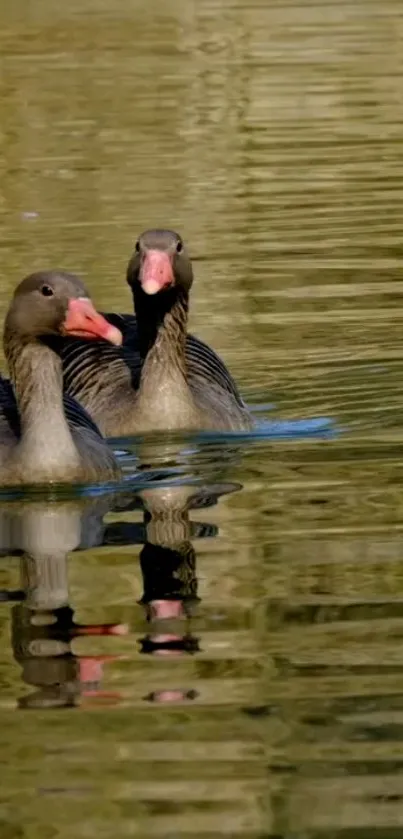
[1,0,403,836]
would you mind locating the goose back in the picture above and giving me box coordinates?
[0,373,120,485]
[61,312,251,436]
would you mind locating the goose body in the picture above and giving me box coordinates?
[61,230,253,437]
[0,271,122,486]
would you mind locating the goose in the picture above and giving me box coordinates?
[0,271,122,486]
[61,229,253,436]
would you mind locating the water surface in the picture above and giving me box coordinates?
[1,0,403,836]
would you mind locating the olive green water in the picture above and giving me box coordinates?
[1,0,403,836]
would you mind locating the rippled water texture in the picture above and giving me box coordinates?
[1,0,403,836]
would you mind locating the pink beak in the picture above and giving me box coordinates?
[62,298,122,345]
[139,250,174,295]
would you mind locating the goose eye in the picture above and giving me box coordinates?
[41,284,54,297]
[176,241,183,254]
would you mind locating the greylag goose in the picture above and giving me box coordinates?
[0,271,122,486]
[61,229,253,436]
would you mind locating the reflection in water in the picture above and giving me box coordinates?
[3,500,128,709]
[138,485,202,704]
[0,478,240,711]
[12,590,127,711]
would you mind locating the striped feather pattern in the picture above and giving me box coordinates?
[61,312,247,411]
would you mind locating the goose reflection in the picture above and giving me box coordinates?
[134,480,240,704]
[0,472,240,710]
[136,484,201,704]
[0,497,129,710]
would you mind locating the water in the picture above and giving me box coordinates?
[0,0,403,835]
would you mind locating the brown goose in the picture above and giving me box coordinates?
[0,271,122,486]
[61,229,253,436]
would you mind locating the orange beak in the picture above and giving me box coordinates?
[139,250,174,295]
[62,298,122,345]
